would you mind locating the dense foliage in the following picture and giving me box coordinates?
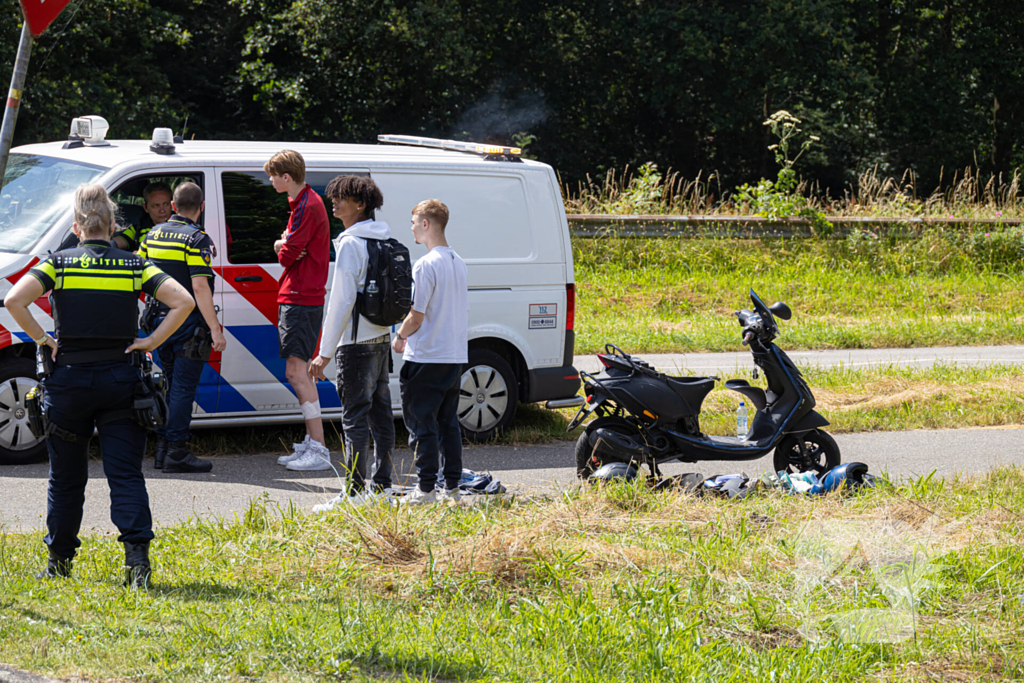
[2,0,1023,192]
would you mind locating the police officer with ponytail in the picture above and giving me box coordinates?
[4,184,195,587]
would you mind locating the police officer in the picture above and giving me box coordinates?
[139,182,226,472]
[3,184,195,586]
[113,181,174,251]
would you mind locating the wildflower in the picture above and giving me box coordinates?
[986,232,991,237]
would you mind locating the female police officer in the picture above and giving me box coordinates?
[4,184,194,587]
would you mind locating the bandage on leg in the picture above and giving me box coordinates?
[301,400,322,420]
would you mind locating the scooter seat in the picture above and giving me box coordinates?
[666,376,716,405]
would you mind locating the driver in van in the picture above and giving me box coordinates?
[113,182,174,252]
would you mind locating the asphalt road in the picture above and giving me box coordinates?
[573,345,1024,376]
[2,427,1023,533]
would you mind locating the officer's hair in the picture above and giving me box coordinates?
[74,184,118,238]
[325,175,384,218]
[412,199,450,231]
[264,150,306,185]
[173,182,204,214]
[142,182,172,203]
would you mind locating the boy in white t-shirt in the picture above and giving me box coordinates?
[391,199,469,504]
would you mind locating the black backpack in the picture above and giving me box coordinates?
[352,237,414,341]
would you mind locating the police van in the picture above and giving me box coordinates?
[0,117,582,465]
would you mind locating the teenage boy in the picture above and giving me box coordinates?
[309,176,395,507]
[391,199,468,504]
[265,150,332,470]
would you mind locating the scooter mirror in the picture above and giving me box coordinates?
[769,302,792,320]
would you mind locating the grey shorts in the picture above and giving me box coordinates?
[278,304,324,361]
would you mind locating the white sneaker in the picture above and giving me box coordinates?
[277,435,310,466]
[401,487,438,505]
[286,441,331,471]
[442,488,462,502]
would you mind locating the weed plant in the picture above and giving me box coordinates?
[1,469,1021,681]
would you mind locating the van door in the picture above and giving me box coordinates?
[107,169,226,416]
[213,168,367,418]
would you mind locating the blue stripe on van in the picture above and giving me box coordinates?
[212,370,256,413]
[227,324,341,409]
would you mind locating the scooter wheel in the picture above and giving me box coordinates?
[575,432,599,480]
[773,430,841,476]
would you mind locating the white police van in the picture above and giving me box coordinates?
[0,117,582,465]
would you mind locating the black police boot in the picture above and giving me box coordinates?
[35,548,73,580]
[123,541,151,589]
[163,441,213,473]
[154,437,168,470]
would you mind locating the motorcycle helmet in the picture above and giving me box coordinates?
[812,462,874,494]
[591,462,638,482]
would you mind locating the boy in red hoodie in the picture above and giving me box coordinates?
[265,150,332,470]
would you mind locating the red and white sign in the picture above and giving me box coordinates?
[19,0,74,37]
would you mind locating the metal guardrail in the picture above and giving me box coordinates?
[567,214,1024,238]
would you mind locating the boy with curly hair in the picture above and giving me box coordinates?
[309,175,396,507]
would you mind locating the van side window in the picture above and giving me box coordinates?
[221,171,363,264]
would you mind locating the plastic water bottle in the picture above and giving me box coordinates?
[367,280,379,296]
[736,401,748,438]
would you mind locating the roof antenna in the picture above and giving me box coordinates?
[174,116,188,145]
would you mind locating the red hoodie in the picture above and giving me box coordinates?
[277,184,330,306]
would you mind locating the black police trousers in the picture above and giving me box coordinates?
[42,361,153,559]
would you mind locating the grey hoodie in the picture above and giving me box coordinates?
[317,219,393,355]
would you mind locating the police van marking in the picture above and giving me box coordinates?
[529,303,557,329]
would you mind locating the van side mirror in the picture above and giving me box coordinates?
[769,302,792,320]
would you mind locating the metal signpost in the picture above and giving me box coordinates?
[0,0,75,187]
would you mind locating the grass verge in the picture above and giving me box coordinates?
[574,236,1024,353]
[1,468,1022,681]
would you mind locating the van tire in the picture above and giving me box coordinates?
[0,356,47,466]
[459,348,518,443]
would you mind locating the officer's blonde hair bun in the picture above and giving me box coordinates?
[74,183,118,239]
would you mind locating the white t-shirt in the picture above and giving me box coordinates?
[404,246,468,364]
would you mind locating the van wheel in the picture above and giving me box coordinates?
[0,357,46,466]
[459,349,518,442]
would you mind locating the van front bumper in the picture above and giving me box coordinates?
[527,365,584,408]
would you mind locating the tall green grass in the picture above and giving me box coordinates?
[564,163,1024,219]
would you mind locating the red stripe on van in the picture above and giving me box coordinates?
[5,257,40,285]
[0,324,11,349]
[214,265,281,325]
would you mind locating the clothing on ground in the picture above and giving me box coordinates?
[318,219,394,355]
[277,184,330,306]
[335,340,394,495]
[403,246,469,364]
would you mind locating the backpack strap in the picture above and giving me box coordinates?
[351,237,378,343]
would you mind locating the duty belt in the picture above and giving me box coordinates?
[55,348,134,367]
[356,334,390,345]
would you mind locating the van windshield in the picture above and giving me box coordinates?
[0,154,106,253]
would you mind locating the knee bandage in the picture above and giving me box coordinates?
[301,400,321,420]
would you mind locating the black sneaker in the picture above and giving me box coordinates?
[163,441,213,473]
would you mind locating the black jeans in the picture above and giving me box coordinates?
[335,341,394,494]
[42,362,153,559]
[399,361,464,493]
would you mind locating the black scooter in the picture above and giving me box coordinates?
[569,290,840,478]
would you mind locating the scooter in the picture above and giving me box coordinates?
[569,290,841,478]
